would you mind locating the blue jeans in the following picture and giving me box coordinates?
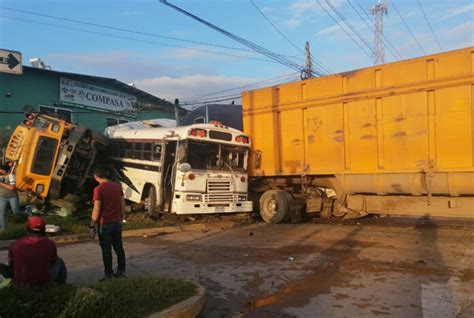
[0,196,22,232]
[98,222,126,275]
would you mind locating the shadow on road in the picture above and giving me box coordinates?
[244,226,364,317]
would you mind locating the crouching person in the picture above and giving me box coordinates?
[0,216,67,286]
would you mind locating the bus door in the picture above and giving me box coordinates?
[161,140,177,212]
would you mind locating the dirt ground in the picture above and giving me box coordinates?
[1,215,473,317]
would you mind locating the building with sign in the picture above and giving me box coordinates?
[0,64,180,149]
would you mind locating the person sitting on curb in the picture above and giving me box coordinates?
[0,216,67,286]
[0,163,29,232]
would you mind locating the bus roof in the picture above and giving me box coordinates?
[105,122,248,142]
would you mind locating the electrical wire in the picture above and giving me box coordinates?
[159,1,307,73]
[181,76,300,105]
[249,0,333,75]
[346,0,403,60]
[181,72,299,102]
[0,6,255,54]
[181,74,301,106]
[415,0,442,51]
[315,0,373,58]
[323,0,375,56]
[391,1,427,55]
[1,15,279,64]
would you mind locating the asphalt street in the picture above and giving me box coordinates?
[1,218,473,317]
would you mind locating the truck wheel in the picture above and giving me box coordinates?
[259,190,290,223]
[144,185,157,215]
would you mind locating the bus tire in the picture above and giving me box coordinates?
[144,185,157,215]
[259,190,290,223]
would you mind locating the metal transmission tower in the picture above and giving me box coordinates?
[371,1,388,65]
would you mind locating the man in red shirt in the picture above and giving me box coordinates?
[90,166,126,281]
[0,216,67,285]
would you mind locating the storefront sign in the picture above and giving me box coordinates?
[60,77,136,111]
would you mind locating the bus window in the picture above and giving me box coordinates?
[153,144,162,161]
[133,143,143,160]
[143,143,152,161]
[125,142,133,158]
[186,141,248,172]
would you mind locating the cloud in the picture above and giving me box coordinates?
[316,24,341,36]
[121,9,145,16]
[283,0,344,29]
[134,74,254,101]
[440,3,474,21]
[442,21,474,47]
[283,18,302,28]
[45,51,207,83]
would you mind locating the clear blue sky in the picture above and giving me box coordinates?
[1,0,473,104]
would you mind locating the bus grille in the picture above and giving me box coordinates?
[207,180,234,192]
[205,180,235,202]
[204,193,237,203]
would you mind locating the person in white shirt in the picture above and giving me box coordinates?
[0,163,22,232]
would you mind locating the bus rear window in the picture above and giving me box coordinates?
[31,136,58,175]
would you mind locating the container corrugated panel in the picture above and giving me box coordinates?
[242,47,474,195]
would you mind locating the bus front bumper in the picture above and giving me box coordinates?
[172,201,253,215]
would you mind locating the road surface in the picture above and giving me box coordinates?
[1,217,473,317]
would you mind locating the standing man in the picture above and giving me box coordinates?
[89,166,126,281]
[0,163,22,232]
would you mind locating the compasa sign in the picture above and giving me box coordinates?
[59,77,137,111]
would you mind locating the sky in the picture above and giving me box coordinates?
[0,0,473,106]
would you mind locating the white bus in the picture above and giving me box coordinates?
[105,121,253,215]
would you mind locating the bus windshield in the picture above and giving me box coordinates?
[186,140,247,172]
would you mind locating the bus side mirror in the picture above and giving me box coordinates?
[178,163,191,173]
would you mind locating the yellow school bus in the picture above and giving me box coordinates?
[5,113,107,200]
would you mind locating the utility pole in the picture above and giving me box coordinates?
[303,41,313,79]
[371,1,388,65]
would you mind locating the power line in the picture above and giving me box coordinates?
[391,1,427,55]
[324,0,375,55]
[160,1,307,73]
[347,0,402,61]
[0,6,255,54]
[181,73,301,106]
[415,0,442,51]
[1,15,279,64]
[316,0,373,58]
[250,0,332,75]
[182,74,301,105]
[181,72,299,102]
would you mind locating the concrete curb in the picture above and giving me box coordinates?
[0,220,239,250]
[148,284,206,318]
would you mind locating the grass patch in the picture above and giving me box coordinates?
[0,211,163,241]
[0,277,197,318]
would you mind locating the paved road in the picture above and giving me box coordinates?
[1,218,473,317]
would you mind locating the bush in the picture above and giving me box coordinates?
[0,277,197,318]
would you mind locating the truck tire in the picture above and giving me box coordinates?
[144,185,157,216]
[259,190,290,223]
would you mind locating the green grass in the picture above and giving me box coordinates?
[0,277,197,318]
[0,211,163,241]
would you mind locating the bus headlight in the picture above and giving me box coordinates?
[36,184,45,194]
[238,195,247,201]
[186,194,201,202]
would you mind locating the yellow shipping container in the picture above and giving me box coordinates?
[242,47,474,220]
